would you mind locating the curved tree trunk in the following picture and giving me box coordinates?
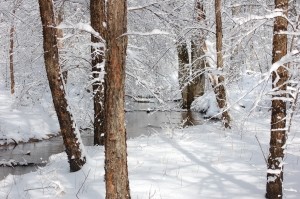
[38,0,86,172]
[90,0,106,146]
[104,0,131,198]
[266,0,288,198]
[213,0,231,128]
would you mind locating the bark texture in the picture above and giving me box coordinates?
[54,1,68,83]
[90,0,106,146]
[177,42,191,109]
[266,0,288,198]
[38,0,86,172]
[177,1,206,109]
[104,0,131,198]
[213,0,231,128]
[9,8,15,95]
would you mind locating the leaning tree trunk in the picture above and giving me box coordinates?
[38,0,86,172]
[90,0,106,146]
[104,0,131,198]
[54,0,68,83]
[266,0,288,198]
[213,0,231,128]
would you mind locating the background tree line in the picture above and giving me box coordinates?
[0,0,299,198]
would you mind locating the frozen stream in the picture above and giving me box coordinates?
[0,102,203,181]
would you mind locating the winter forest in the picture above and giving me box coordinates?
[0,0,299,198]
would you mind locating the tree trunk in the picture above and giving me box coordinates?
[178,1,206,109]
[104,0,131,198]
[213,0,231,128]
[266,0,288,198]
[90,0,106,146]
[38,0,86,172]
[9,8,16,95]
[54,1,68,83]
[177,42,190,109]
[191,40,206,99]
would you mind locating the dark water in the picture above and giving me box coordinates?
[0,104,203,181]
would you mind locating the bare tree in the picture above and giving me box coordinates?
[8,0,21,95]
[90,0,106,146]
[104,0,131,198]
[177,1,206,109]
[212,0,231,128]
[38,0,86,172]
[266,0,289,198]
[54,0,68,83]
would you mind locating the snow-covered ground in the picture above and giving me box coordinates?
[0,86,59,145]
[0,73,300,198]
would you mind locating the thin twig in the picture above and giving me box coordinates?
[255,135,267,164]
[76,169,91,199]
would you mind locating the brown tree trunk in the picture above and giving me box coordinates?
[54,1,68,83]
[90,0,106,146]
[191,40,205,99]
[178,1,206,109]
[177,42,190,109]
[266,0,288,198]
[104,0,131,198]
[38,0,86,172]
[213,0,231,128]
[9,8,16,95]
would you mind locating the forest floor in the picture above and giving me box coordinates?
[0,73,300,198]
[0,86,59,146]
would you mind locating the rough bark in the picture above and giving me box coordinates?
[213,0,231,128]
[178,1,206,109]
[90,0,106,146]
[177,42,190,109]
[9,8,16,95]
[191,40,206,100]
[38,0,86,172]
[104,0,131,198]
[266,0,288,198]
[54,1,68,83]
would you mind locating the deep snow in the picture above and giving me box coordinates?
[0,73,300,199]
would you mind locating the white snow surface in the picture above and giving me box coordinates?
[0,86,59,145]
[0,73,300,198]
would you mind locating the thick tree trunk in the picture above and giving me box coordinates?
[191,40,206,101]
[178,1,206,109]
[266,0,288,198]
[54,1,68,83]
[38,0,86,172]
[104,0,131,198]
[177,42,190,109]
[9,8,15,95]
[90,0,106,146]
[213,0,231,128]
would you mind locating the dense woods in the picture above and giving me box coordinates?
[0,0,299,198]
